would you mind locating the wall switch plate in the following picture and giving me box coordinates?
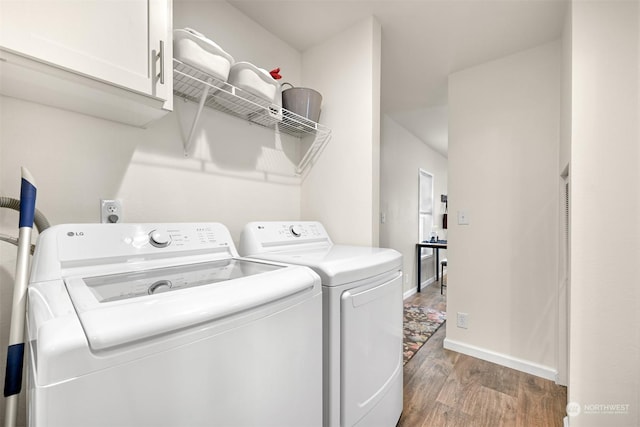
[101,199,123,223]
[457,312,469,329]
[457,210,470,225]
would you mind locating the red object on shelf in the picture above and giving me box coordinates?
[269,67,282,80]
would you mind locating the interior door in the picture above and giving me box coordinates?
[340,271,403,426]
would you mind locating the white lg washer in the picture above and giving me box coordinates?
[26,222,322,427]
[239,221,403,427]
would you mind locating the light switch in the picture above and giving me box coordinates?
[457,210,470,225]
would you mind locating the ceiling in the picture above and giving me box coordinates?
[228,0,568,157]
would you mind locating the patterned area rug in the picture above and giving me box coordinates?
[403,304,447,365]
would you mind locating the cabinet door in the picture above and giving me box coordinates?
[149,0,172,104]
[0,0,170,101]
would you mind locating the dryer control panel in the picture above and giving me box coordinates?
[239,221,332,255]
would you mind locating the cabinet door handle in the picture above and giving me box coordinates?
[157,40,165,85]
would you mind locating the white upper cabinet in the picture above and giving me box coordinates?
[0,0,173,127]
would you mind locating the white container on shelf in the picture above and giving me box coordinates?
[173,28,234,81]
[228,61,280,104]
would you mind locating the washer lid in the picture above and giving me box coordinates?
[64,259,319,350]
[245,245,402,286]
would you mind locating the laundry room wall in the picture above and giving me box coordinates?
[446,41,561,379]
[380,115,448,295]
[0,2,308,425]
[300,17,382,247]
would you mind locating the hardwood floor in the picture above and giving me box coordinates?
[398,281,567,427]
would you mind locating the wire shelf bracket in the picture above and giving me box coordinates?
[173,59,331,175]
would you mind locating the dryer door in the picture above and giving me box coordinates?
[340,270,403,426]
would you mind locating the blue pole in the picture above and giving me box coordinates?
[4,168,37,427]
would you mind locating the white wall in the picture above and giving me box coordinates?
[380,114,448,294]
[568,1,640,425]
[446,41,561,379]
[559,3,572,174]
[300,17,381,246]
[0,2,306,424]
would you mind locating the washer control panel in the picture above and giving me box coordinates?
[53,223,236,264]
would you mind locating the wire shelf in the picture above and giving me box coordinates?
[173,59,331,174]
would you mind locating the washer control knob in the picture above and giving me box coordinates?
[149,230,171,248]
[148,280,172,295]
[289,225,303,237]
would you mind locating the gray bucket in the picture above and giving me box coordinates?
[282,86,322,123]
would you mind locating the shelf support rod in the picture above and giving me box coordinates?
[295,132,331,175]
[183,79,212,156]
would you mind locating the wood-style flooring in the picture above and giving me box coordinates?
[398,281,567,427]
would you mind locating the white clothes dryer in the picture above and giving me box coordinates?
[26,223,323,427]
[239,221,403,427]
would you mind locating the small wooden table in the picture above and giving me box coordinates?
[415,241,447,292]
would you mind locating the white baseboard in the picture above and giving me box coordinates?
[443,338,558,381]
[403,276,435,300]
[403,287,417,299]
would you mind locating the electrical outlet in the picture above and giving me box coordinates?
[457,312,469,329]
[101,199,123,223]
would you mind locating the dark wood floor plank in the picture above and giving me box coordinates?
[515,372,567,427]
[413,401,474,427]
